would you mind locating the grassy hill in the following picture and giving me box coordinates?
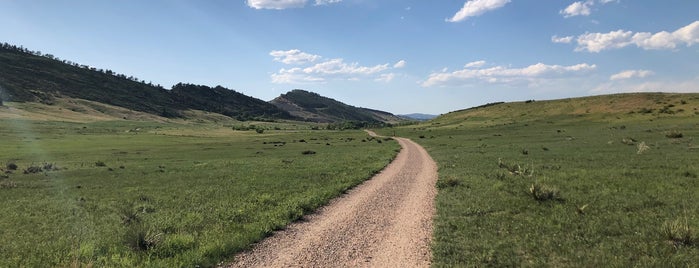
[0,43,291,121]
[171,83,293,121]
[270,89,406,124]
[435,93,699,127]
[376,92,699,266]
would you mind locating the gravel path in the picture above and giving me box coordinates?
[225,131,438,267]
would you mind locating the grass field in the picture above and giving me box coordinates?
[377,93,699,266]
[0,119,399,267]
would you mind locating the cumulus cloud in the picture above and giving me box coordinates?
[560,0,617,18]
[270,49,321,65]
[421,61,596,87]
[560,1,592,18]
[552,35,574,44]
[447,0,511,23]
[561,21,699,52]
[270,49,402,84]
[610,70,654,80]
[393,60,407,68]
[247,0,341,9]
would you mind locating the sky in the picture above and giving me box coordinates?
[1,0,698,115]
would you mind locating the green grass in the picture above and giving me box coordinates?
[377,93,699,266]
[0,119,399,267]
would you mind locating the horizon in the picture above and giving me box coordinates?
[1,0,698,114]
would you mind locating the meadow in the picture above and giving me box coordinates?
[377,93,699,266]
[0,119,398,267]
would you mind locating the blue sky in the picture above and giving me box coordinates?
[1,0,698,114]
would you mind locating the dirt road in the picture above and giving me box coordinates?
[226,131,438,267]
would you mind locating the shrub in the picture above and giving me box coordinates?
[529,182,561,202]
[621,138,636,145]
[23,165,42,174]
[498,158,534,177]
[6,162,18,171]
[665,130,683,139]
[437,177,461,189]
[124,224,163,251]
[636,142,650,154]
[662,219,695,248]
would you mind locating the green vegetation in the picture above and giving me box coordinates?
[377,93,699,266]
[0,43,291,121]
[0,119,398,267]
[270,89,406,124]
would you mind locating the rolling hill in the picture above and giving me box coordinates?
[270,89,406,124]
[0,43,292,121]
[432,93,699,127]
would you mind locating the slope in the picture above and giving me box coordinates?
[0,43,292,121]
[270,89,405,124]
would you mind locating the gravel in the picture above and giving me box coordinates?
[225,134,438,267]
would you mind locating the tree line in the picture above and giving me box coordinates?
[1,42,163,89]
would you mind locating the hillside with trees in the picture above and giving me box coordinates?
[270,89,406,125]
[0,43,292,121]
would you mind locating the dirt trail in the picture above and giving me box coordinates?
[226,130,438,267]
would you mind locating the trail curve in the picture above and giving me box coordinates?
[225,130,438,267]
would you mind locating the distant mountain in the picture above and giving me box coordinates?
[0,43,292,121]
[400,113,438,121]
[270,89,405,124]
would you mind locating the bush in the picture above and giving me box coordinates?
[662,219,695,247]
[665,130,683,139]
[529,182,561,202]
[23,165,42,174]
[437,177,461,189]
[6,162,18,171]
[124,224,162,252]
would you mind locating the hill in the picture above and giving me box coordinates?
[0,43,292,121]
[270,89,405,124]
[171,83,293,121]
[433,92,699,127]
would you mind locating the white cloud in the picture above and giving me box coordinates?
[270,49,321,65]
[551,35,574,44]
[610,70,654,80]
[447,0,511,23]
[247,0,341,9]
[376,73,397,83]
[560,1,592,18]
[270,50,401,84]
[571,21,699,52]
[246,0,306,9]
[314,0,341,6]
[421,61,596,87]
[464,60,486,68]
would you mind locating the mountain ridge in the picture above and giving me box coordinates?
[269,89,406,124]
